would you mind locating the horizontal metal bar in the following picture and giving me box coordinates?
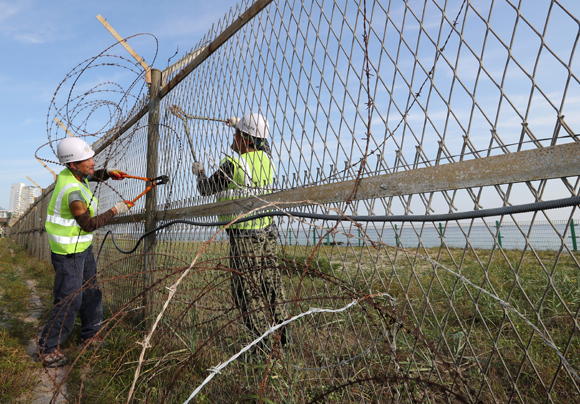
[93,0,273,157]
[93,107,148,155]
[158,0,274,99]
[107,141,580,225]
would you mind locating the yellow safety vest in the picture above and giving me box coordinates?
[45,168,98,254]
[217,150,273,230]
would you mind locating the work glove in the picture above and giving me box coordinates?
[114,201,134,215]
[192,162,205,176]
[225,117,239,128]
[107,168,127,180]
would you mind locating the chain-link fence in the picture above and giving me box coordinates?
[11,0,580,402]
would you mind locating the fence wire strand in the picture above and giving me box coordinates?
[10,0,580,402]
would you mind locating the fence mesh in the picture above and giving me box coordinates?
[11,0,580,402]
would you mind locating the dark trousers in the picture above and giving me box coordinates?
[38,245,103,354]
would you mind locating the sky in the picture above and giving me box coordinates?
[1,0,579,223]
[0,0,242,210]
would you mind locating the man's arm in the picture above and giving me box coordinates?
[87,169,109,182]
[87,168,127,182]
[70,201,117,233]
[197,161,235,196]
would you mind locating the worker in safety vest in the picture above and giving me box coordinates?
[38,137,132,368]
[193,113,290,353]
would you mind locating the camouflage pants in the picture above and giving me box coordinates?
[229,229,289,341]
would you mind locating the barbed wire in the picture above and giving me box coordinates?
[9,0,580,403]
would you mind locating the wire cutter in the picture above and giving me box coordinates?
[121,174,170,204]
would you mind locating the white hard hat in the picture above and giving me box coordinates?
[56,137,95,164]
[236,113,270,139]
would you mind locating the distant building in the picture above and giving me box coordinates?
[9,183,40,213]
[23,185,41,205]
[9,183,24,212]
[0,209,9,225]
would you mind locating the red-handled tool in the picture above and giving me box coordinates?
[121,174,170,204]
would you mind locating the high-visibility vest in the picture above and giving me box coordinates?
[216,150,273,230]
[45,168,98,255]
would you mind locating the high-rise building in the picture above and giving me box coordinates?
[9,183,24,212]
[9,183,40,213]
[23,185,41,205]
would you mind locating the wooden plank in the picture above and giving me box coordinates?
[21,187,35,201]
[26,176,43,192]
[36,158,57,181]
[54,117,75,137]
[93,0,274,158]
[108,141,580,225]
[96,14,151,83]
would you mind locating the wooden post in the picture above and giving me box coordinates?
[21,187,36,205]
[96,15,151,83]
[54,117,75,137]
[19,198,30,208]
[36,158,57,181]
[143,69,162,325]
[26,176,43,192]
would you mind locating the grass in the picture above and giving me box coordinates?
[92,238,580,402]
[4,234,580,402]
[0,328,40,404]
[0,238,54,404]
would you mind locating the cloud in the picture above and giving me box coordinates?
[0,1,19,22]
[0,0,65,44]
[12,30,58,44]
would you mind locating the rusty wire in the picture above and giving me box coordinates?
[9,0,580,403]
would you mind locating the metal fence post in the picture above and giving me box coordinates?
[571,218,578,252]
[439,222,444,245]
[394,224,399,247]
[313,227,316,245]
[143,68,162,325]
[495,220,503,248]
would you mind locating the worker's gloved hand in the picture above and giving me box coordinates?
[113,201,133,215]
[225,117,239,128]
[107,168,127,180]
[192,162,204,176]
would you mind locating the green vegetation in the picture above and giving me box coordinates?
[0,239,53,404]
[2,235,580,402]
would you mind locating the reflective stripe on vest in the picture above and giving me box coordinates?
[46,214,79,227]
[48,233,94,245]
[217,151,273,230]
[45,168,98,255]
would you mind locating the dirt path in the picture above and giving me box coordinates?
[19,268,70,404]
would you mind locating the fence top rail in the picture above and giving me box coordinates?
[93,0,273,158]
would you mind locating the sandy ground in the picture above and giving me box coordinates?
[20,266,69,404]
